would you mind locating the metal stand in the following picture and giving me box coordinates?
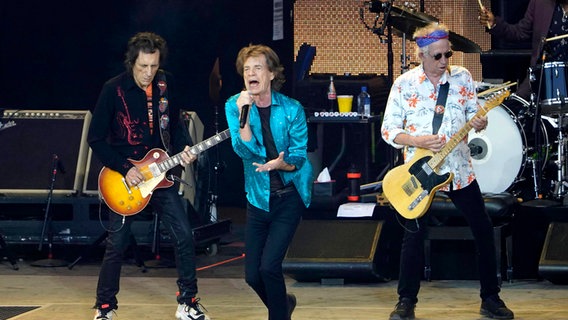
[552,112,568,198]
[0,233,18,270]
[144,213,174,268]
[31,154,68,267]
[207,104,224,224]
[68,231,147,271]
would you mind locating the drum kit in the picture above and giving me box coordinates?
[472,34,568,203]
[360,1,568,202]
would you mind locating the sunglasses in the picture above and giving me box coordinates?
[430,51,453,60]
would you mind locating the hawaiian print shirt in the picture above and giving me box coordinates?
[381,64,479,191]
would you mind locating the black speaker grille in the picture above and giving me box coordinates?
[542,223,568,261]
[285,220,382,262]
[0,110,90,194]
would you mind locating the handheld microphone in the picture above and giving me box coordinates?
[239,104,250,128]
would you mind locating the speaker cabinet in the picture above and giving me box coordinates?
[82,148,103,195]
[539,222,568,284]
[283,219,389,283]
[0,110,91,195]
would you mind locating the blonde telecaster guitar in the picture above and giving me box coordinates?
[98,129,231,216]
[382,90,510,219]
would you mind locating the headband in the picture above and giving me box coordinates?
[415,30,449,48]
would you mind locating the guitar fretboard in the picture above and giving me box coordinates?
[157,129,231,173]
[427,90,509,170]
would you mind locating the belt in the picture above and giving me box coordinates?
[270,185,296,197]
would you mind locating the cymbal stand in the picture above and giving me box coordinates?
[400,32,412,74]
[553,103,568,198]
[528,57,547,199]
[359,0,395,84]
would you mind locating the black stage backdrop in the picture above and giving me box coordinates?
[0,0,295,207]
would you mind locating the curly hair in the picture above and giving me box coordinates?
[235,44,286,91]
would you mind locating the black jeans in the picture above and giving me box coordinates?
[245,189,303,320]
[95,187,197,309]
[397,180,500,304]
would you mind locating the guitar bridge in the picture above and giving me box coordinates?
[408,190,428,210]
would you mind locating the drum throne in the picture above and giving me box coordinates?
[423,192,518,284]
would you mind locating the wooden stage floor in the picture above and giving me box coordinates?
[1,252,567,320]
[1,205,568,319]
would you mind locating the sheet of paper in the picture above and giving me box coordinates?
[337,202,376,218]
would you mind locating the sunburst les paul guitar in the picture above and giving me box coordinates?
[382,90,510,220]
[98,129,231,216]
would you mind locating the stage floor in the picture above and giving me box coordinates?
[1,206,568,319]
[0,266,567,319]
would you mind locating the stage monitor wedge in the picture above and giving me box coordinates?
[539,222,568,284]
[283,219,389,283]
[0,110,91,196]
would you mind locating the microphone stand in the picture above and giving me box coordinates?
[208,104,224,223]
[31,154,68,267]
[524,39,560,207]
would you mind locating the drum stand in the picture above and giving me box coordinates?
[552,107,568,199]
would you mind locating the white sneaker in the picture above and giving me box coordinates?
[175,298,209,320]
[93,306,115,320]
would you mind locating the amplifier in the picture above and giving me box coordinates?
[0,110,91,195]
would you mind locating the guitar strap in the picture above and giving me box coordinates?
[432,82,449,135]
[156,70,171,153]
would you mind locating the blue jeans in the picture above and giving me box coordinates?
[397,180,500,304]
[95,187,197,309]
[245,189,303,320]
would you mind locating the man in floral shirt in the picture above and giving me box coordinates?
[381,23,514,320]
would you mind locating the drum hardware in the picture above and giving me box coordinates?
[529,158,539,199]
[528,33,568,200]
[551,112,568,199]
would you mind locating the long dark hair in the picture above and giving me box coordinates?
[124,32,168,74]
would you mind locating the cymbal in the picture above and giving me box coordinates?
[387,6,481,53]
[388,15,428,36]
[390,6,438,24]
[449,31,482,53]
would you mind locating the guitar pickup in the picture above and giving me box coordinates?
[121,178,133,194]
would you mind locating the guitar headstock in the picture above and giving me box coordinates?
[479,89,511,115]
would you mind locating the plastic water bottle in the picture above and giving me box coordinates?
[327,75,337,112]
[357,86,371,117]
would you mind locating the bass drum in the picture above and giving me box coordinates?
[468,94,553,194]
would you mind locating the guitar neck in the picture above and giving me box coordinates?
[427,93,504,170]
[157,129,231,173]
[428,117,476,169]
